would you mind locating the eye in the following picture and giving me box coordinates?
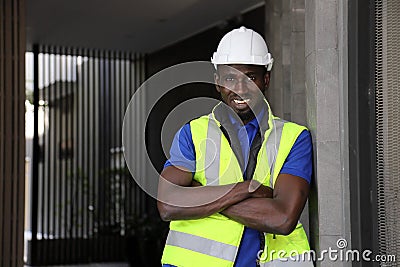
[246,75,256,82]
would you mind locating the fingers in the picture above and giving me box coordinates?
[191,180,202,187]
[248,179,262,193]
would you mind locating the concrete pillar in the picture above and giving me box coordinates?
[305,0,351,266]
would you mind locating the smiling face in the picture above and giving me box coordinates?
[215,64,270,124]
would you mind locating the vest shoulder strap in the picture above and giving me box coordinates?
[271,121,308,187]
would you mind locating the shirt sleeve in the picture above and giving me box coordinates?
[279,130,313,183]
[163,123,196,173]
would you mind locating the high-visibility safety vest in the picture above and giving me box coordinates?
[161,101,313,267]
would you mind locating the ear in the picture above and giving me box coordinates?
[214,72,221,93]
[264,71,271,89]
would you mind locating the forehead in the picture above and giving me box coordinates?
[216,64,265,75]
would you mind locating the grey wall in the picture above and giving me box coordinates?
[265,0,306,126]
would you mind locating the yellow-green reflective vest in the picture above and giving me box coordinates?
[162,102,312,267]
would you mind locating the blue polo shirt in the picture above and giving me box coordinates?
[163,112,312,267]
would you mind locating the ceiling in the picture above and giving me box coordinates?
[26,0,264,53]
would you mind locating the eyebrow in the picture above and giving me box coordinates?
[218,71,260,76]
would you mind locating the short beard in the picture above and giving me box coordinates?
[238,110,255,122]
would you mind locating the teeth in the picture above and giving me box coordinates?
[234,99,249,104]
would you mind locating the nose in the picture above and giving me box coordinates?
[232,79,248,95]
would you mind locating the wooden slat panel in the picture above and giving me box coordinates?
[3,0,14,265]
[12,0,18,264]
[17,0,26,266]
[0,0,25,266]
[0,0,5,263]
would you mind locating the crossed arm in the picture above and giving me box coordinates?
[157,166,309,235]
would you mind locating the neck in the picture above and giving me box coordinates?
[240,112,255,125]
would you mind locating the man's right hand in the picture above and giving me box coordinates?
[250,183,273,198]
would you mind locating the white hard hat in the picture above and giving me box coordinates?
[211,26,274,71]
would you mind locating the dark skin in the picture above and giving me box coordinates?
[157,64,310,235]
[157,166,272,221]
[214,64,270,124]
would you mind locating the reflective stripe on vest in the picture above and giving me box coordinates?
[166,230,237,262]
[266,119,285,188]
[205,114,222,185]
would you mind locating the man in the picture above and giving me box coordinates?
[157,26,313,267]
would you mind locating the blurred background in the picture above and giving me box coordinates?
[1,0,400,266]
